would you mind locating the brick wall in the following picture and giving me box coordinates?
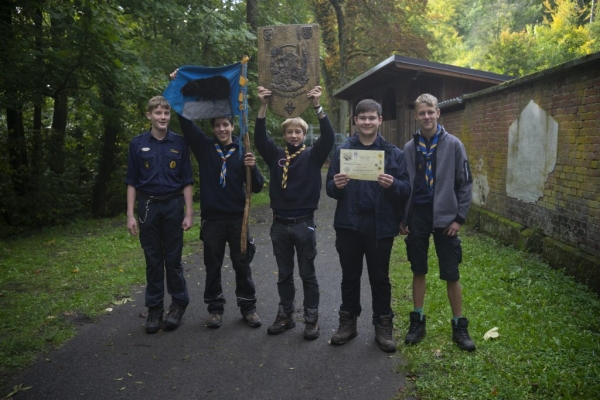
[441,53,600,259]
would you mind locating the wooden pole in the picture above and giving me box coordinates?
[240,56,251,258]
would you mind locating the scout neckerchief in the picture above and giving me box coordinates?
[417,127,440,190]
[214,143,236,187]
[282,144,306,189]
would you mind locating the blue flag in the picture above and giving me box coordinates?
[163,63,242,122]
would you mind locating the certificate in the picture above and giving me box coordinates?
[340,149,385,181]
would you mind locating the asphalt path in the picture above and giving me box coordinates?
[3,173,406,399]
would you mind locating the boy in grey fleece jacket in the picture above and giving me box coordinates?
[399,93,476,351]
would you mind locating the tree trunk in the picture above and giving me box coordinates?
[329,0,347,84]
[5,107,28,196]
[48,93,69,174]
[246,0,258,31]
[91,84,121,218]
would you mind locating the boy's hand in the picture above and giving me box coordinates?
[182,215,193,231]
[307,86,323,107]
[377,173,394,189]
[169,69,179,80]
[444,221,461,237]
[257,86,271,104]
[127,216,138,236]
[244,152,257,168]
[333,173,350,189]
[399,222,410,235]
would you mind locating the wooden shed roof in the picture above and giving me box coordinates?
[333,55,513,100]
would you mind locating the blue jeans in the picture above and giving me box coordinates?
[138,195,189,310]
[201,218,257,316]
[270,218,319,314]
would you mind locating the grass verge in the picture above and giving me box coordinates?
[390,227,600,399]
[0,191,270,387]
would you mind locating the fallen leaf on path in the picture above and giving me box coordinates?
[4,383,33,398]
[484,327,500,340]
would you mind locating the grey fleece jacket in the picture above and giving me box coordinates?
[402,126,473,229]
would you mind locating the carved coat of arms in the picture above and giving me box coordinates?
[258,24,320,118]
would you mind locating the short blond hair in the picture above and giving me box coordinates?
[414,93,439,110]
[281,117,308,134]
[147,96,171,113]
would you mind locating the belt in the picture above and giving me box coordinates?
[139,191,183,203]
[273,213,314,225]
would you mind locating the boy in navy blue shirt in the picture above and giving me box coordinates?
[169,69,265,329]
[125,96,194,334]
[255,85,334,340]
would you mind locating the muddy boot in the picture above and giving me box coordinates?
[145,307,163,334]
[331,311,358,345]
[404,312,426,345]
[452,317,476,351]
[267,305,295,335]
[303,308,320,340]
[375,315,397,353]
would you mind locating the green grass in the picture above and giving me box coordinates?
[390,228,600,399]
[0,191,270,387]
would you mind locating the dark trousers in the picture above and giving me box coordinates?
[270,218,319,314]
[335,214,394,320]
[405,204,462,281]
[138,196,189,310]
[201,218,257,316]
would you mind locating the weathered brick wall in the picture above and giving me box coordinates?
[441,54,600,259]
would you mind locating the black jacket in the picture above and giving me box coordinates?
[326,133,411,239]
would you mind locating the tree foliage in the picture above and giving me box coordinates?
[1,0,597,235]
[428,0,600,76]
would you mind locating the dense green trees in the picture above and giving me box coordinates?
[428,0,600,75]
[1,0,597,235]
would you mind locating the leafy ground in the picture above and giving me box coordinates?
[1,195,599,399]
[390,229,600,399]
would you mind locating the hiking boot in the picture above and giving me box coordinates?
[331,311,357,345]
[375,315,397,353]
[267,306,295,335]
[303,308,320,341]
[145,308,163,334]
[206,313,223,329]
[163,303,185,330]
[404,312,426,345]
[244,312,262,328]
[452,317,476,351]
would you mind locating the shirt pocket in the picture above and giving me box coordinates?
[164,152,182,176]
[138,153,155,181]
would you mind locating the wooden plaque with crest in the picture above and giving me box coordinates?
[258,24,320,118]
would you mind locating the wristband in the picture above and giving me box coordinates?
[315,106,323,115]
[313,105,321,109]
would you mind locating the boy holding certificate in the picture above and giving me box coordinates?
[326,99,411,352]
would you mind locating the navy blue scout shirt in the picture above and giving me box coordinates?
[125,130,193,196]
[177,115,264,221]
[412,128,440,206]
[354,141,380,213]
[254,116,335,218]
